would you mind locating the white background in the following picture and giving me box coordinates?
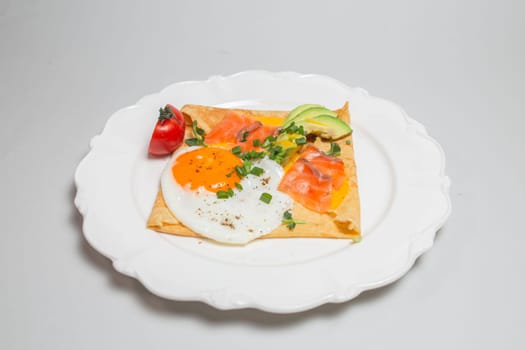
[1,0,524,349]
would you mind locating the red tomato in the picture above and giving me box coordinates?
[148,104,185,156]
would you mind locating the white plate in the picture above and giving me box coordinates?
[74,71,451,313]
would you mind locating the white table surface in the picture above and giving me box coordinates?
[2,0,524,349]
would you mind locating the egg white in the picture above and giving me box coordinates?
[160,146,293,244]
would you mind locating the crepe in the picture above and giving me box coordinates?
[147,102,361,240]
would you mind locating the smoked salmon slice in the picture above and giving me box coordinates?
[278,158,333,213]
[301,146,346,189]
[278,146,347,213]
[205,112,277,151]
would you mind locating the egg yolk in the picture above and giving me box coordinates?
[331,180,349,209]
[252,115,285,127]
[172,147,243,193]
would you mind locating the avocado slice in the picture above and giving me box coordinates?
[296,115,352,140]
[284,104,323,127]
[283,106,338,129]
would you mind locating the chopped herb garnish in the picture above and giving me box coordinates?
[250,166,264,176]
[185,138,202,146]
[253,139,261,147]
[235,164,248,177]
[234,160,256,178]
[282,210,306,230]
[241,150,265,161]
[294,136,307,145]
[216,191,228,199]
[185,120,206,146]
[225,170,234,178]
[345,140,351,145]
[268,144,285,163]
[231,145,242,156]
[192,120,205,137]
[268,145,283,157]
[327,141,341,157]
[235,182,243,190]
[259,192,272,204]
[216,189,234,199]
[279,121,306,136]
[262,135,276,148]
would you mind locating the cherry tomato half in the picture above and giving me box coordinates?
[148,104,185,156]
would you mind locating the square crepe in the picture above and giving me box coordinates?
[147,102,361,240]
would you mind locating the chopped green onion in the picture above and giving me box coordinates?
[185,138,202,146]
[216,191,228,199]
[231,146,242,156]
[192,120,205,137]
[185,120,206,146]
[262,135,276,148]
[253,139,261,147]
[259,192,272,204]
[285,123,297,134]
[279,121,306,136]
[235,165,248,177]
[327,141,341,157]
[268,145,284,162]
[267,144,288,164]
[216,189,234,199]
[294,136,307,145]
[235,183,243,190]
[282,210,306,230]
[250,166,264,176]
[242,150,265,161]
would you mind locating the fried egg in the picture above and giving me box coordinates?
[160,146,293,244]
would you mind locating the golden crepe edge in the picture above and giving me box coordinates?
[146,102,361,241]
